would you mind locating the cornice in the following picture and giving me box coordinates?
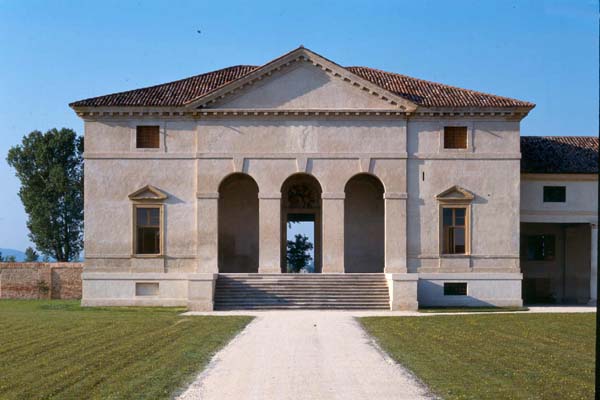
[521,173,599,181]
[74,107,529,119]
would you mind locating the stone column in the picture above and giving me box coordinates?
[590,224,598,305]
[196,194,219,273]
[259,193,281,273]
[384,193,407,273]
[322,192,345,273]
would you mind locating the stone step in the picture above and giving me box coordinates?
[215,293,389,301]
[214,304,390,310]
[214,273,390,310]
[215,285,388,290]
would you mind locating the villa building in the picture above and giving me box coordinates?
[70,47,598,310]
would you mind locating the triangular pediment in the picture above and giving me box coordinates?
[436,185,474,202]
[128,185,167,201]
[184,47,417,112]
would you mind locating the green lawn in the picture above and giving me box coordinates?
[0,300,252,399]
[418,306,529,313]
[360,313,595,400]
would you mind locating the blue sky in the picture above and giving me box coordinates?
[0,0,597,252]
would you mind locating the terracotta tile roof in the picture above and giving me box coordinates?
[346,66,534,108]
[70,65,259,107]
[70,65,534,109]
[521,136,599,174]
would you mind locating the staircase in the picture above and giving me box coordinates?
[214,274,390,310]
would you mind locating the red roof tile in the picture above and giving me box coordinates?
[346,66,534,108]
[521,136,599,174]
[70,64,533,109]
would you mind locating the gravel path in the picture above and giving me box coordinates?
[177,312,433,400]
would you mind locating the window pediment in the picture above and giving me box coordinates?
[128,185,168,202]
[436,186,474,203]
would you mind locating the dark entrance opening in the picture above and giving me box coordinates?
[521,222,591,304]
[218,173,259,273]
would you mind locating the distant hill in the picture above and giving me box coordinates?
[0,248,26,262]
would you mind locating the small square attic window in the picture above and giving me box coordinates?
[543,186,566,203]
[136,126,160,148]
[444,126,468,149]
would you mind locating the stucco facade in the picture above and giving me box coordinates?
[71,47,597,310]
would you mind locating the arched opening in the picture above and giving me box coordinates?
[218,173,259,273]
[344,174,385,273]
[280,174,322,273]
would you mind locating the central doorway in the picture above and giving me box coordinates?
[280,174,322,273]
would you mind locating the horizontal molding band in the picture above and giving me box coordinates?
[408,254,519,260]
[258,193,282,200]
[522,173,598,181]
[84,152,520,161]
[75,107,528,119]
[384,192,408,199]
[409,153,520,160]
[85,254,197,260]
[521,209,598,216]
[85,152,410,160]
[418,272,522,280]
[322,192,345,200]
[197,192,219,199]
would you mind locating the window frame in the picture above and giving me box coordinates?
[439,204,471,256]
[132,203,164,257]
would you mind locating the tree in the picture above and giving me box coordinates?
[286,234,313,273]
[7,128,83,261]
[24,247,39,262]
[5,255,16,262]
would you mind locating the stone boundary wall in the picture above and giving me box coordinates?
[0,263,83,299]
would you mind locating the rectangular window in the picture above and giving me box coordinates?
[136,125,160,149]
[136,282,159,296]
[443,126,468,149]
[444,282,467,296]
[135,206,161,254]
[543,186,566,202]
[525,235,555,261]
[442,207,467,254]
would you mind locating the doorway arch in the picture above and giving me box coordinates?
[344,174,385,273]
[280,174,322,273]
[218,173,259,273]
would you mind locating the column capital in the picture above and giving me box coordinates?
[322,192,345,200]
[384,192,408,200]
[196,192,219,199]
[258,192,282,200]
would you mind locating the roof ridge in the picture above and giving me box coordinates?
[346,66,535,107]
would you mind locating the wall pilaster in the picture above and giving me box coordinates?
[384,193,407,273]
[259,193,281,273]
[590,223,598,305]
[196,194,219,273]
[322,193,345,273]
